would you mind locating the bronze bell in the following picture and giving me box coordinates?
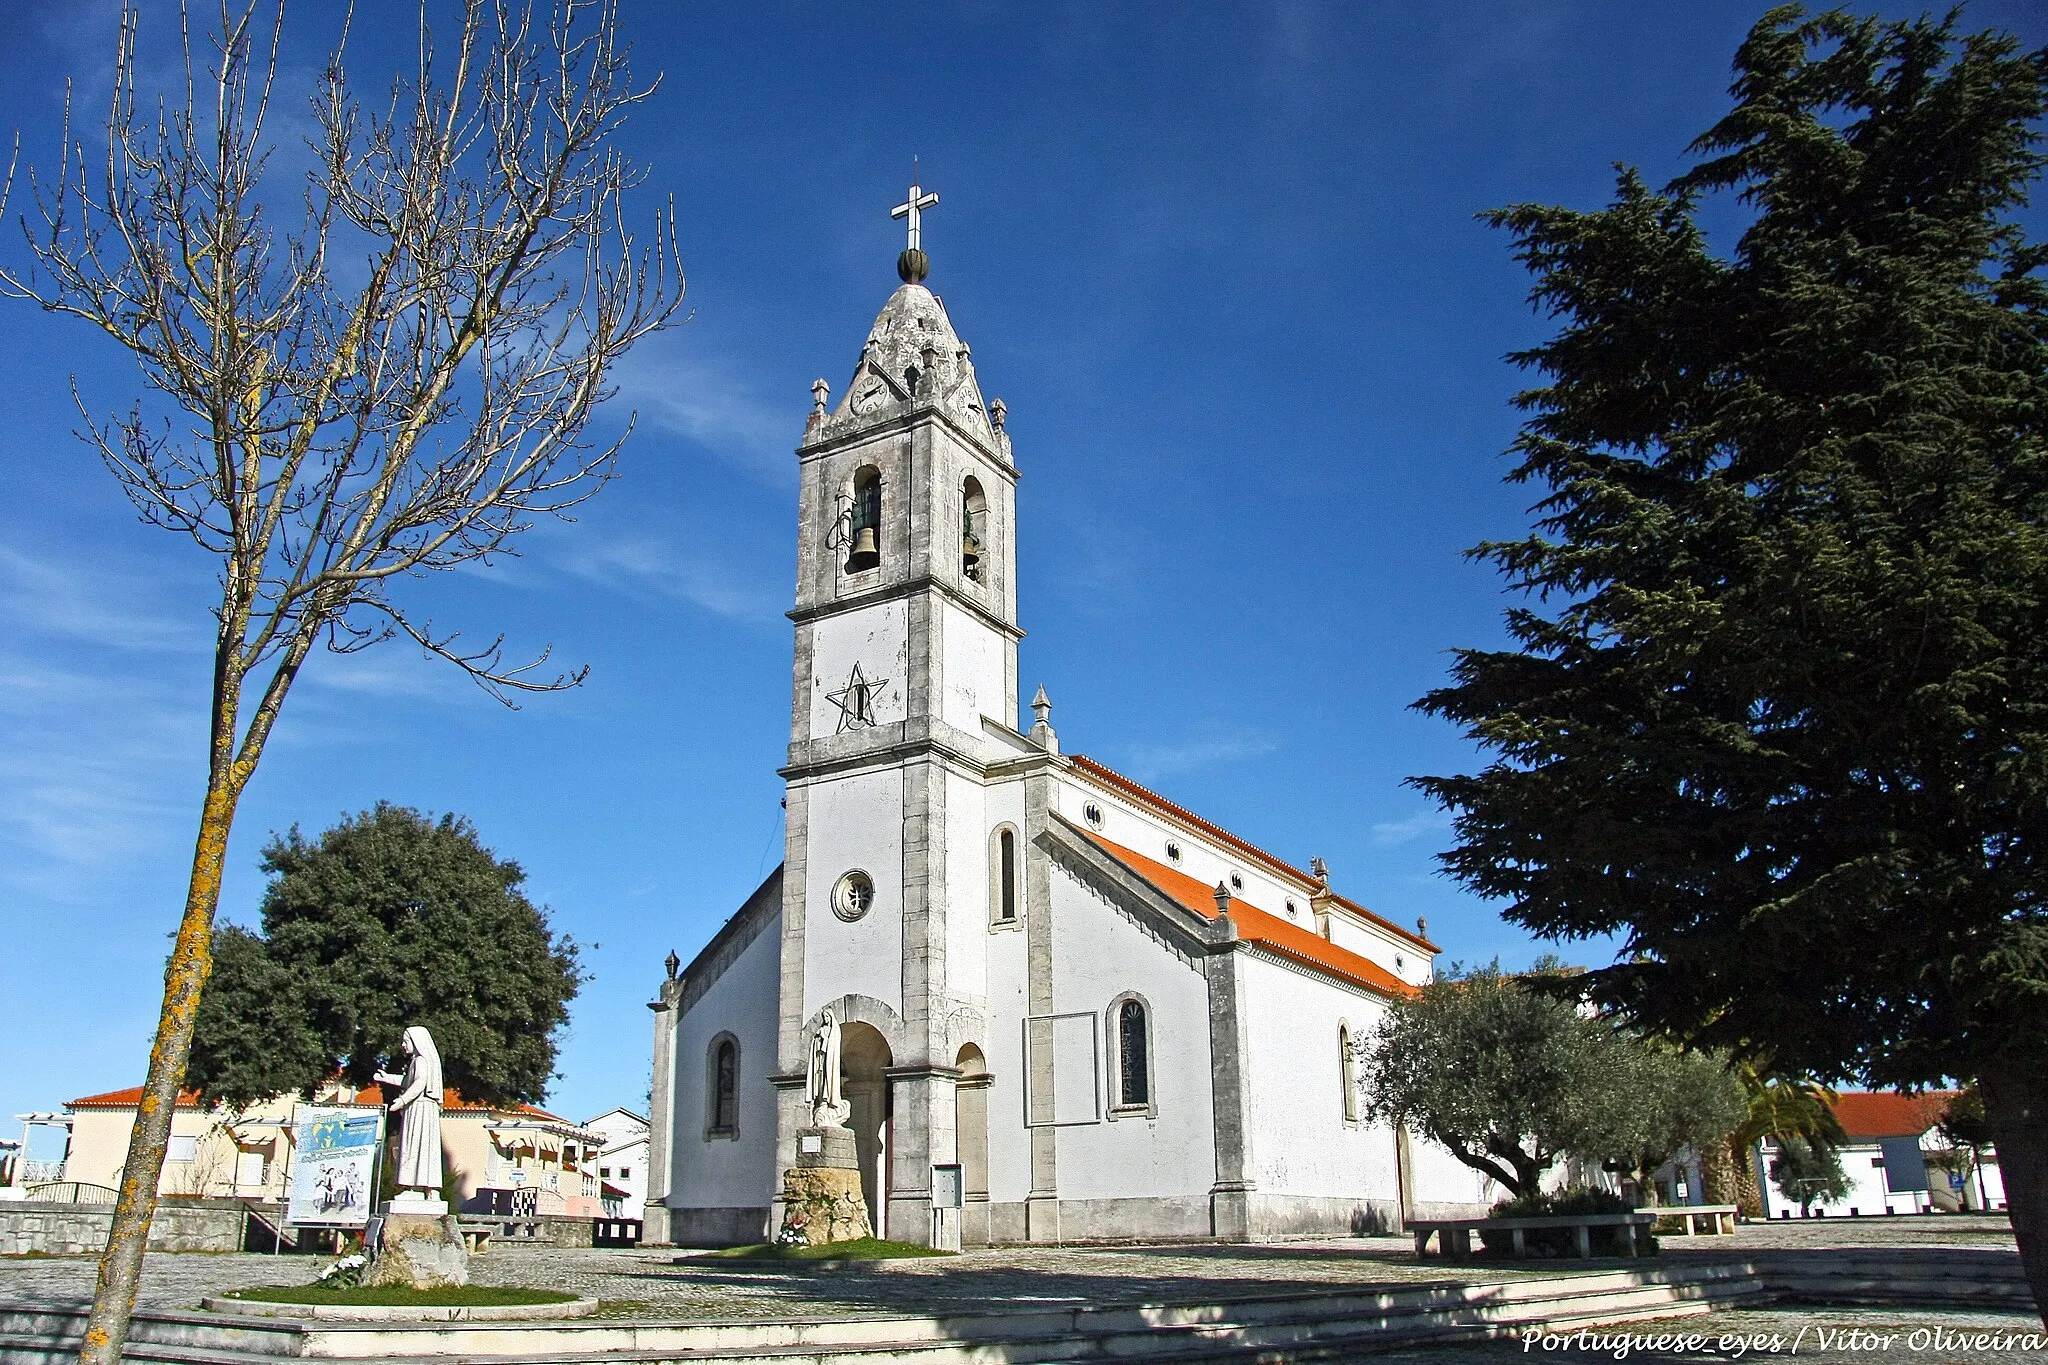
[847,525,880,572]
[961,532,982,578]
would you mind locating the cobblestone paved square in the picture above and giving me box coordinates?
[1,1213,2033,1357]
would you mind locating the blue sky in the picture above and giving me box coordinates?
[4,1,2044,1130]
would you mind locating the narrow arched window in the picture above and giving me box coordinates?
[999,829,1016,921]
[1339,1024,1358,1125]
[961,476,988,582]
[1118,1000,1149,1107]
[847,467,882,572]
[708,1036,739,1138]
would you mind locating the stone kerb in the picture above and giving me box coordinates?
[202,1295,600,1323]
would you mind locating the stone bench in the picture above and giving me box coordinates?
[1410,1212,1657,1261]
[1641,1204,1737,1236]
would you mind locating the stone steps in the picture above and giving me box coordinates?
[0,1264,1764,1363]
[1726,1249,2037,1310]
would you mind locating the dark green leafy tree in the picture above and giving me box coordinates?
[189,804,584,1110]
[1769,1136,1852,1215]
[1360,962,1642,1197]
[1413,6,2048,1314]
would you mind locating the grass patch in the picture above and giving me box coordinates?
[592,1299,656,1319]
[2,1250,76,1260]
[696,1237,953,1262]
[223,1284,577,1307]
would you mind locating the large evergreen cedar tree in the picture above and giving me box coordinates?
[189,805,583,1111]
[1414,7,2048,1314]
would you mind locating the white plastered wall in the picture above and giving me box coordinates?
[1238,952,1402,1200]
[944,768,991,1003]
[803,769,906,1021]
[939,600,1006,735]
[668,912,783,1213]
[978,775,1032,1207]
[808,602,909,738]
[1043,866,1216,1202]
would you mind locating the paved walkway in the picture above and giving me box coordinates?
[0,1213,2030,1331]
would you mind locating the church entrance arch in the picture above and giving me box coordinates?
[954,1043,990,1246]
[840,1022,892,1237]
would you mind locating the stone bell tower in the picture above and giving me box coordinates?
[772,174,1020,1244]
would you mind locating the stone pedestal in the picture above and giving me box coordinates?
[779,1126,870,1246]
[366,1200,469,1289]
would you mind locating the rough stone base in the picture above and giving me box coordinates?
[779,1167,871,1246]
[367,1212,469,1288]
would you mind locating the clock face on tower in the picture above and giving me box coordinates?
[852,377,888,414]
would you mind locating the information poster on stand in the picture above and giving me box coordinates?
[287,1107,383,1228]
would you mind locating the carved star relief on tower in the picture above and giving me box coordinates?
[826,662,889,732]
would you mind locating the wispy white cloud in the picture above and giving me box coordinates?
[1114,724,1278,784]
[0,545,200,653]
[1370,807,1452,849]
[555,534,782,623]
[609,336,799,487]
[0,655,196,895]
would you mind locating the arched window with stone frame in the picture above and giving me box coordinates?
[1107,992,1156,1118]
[988,824,1022,930]
[961,475,988,583]
[844,465,883,573]
[705,1033,741,1140]
[1338,1022,1359,1127]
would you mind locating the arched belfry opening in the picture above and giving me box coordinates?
[839,1022,893,1235]
[961,476,987,582]
[846,466,882,572]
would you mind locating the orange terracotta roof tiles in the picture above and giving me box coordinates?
[1070,754,1438,953]
[68,1083,571,1125]
[1831,1091,1955,1140]
[1078,830,1417,999]
[67,1086,202,1109]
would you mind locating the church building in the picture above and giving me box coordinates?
[644,182,1493,1248]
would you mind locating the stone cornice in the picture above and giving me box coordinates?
[797,400,1017,480]
[787,571,1024,641]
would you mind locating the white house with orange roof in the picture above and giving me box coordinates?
[644,185,1494,1249]
[54,1083,606,1216]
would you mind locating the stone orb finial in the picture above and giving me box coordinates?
[898,247,929,284]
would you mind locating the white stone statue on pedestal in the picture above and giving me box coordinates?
[374,1025,446,1212]
[808,1009,847,1128]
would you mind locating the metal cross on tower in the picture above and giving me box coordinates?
[892,171,940,252]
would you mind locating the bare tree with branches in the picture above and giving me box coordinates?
[1,2,683,1357]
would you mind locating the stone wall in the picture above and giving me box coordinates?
[0,1198,249,1255]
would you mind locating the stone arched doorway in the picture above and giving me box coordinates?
[840,1022,892,1237]
[955,1043,991,1246]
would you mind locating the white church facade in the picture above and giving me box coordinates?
[644,187,1494,1248]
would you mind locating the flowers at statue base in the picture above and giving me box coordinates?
[775,1211,810,1249]
[317,1253,369,1288]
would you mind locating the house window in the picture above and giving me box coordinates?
[1339,1024,1359,1125]
[832,869,875,922]
[846,466,882,572]
[990,825,1022,928]
[167,1136,197,1163]
[599,1167,611,1179]
[707,1035,740,1139]
[962,476,988,582]
[620,1167,631,1181]
[1108,993,1156,1117]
